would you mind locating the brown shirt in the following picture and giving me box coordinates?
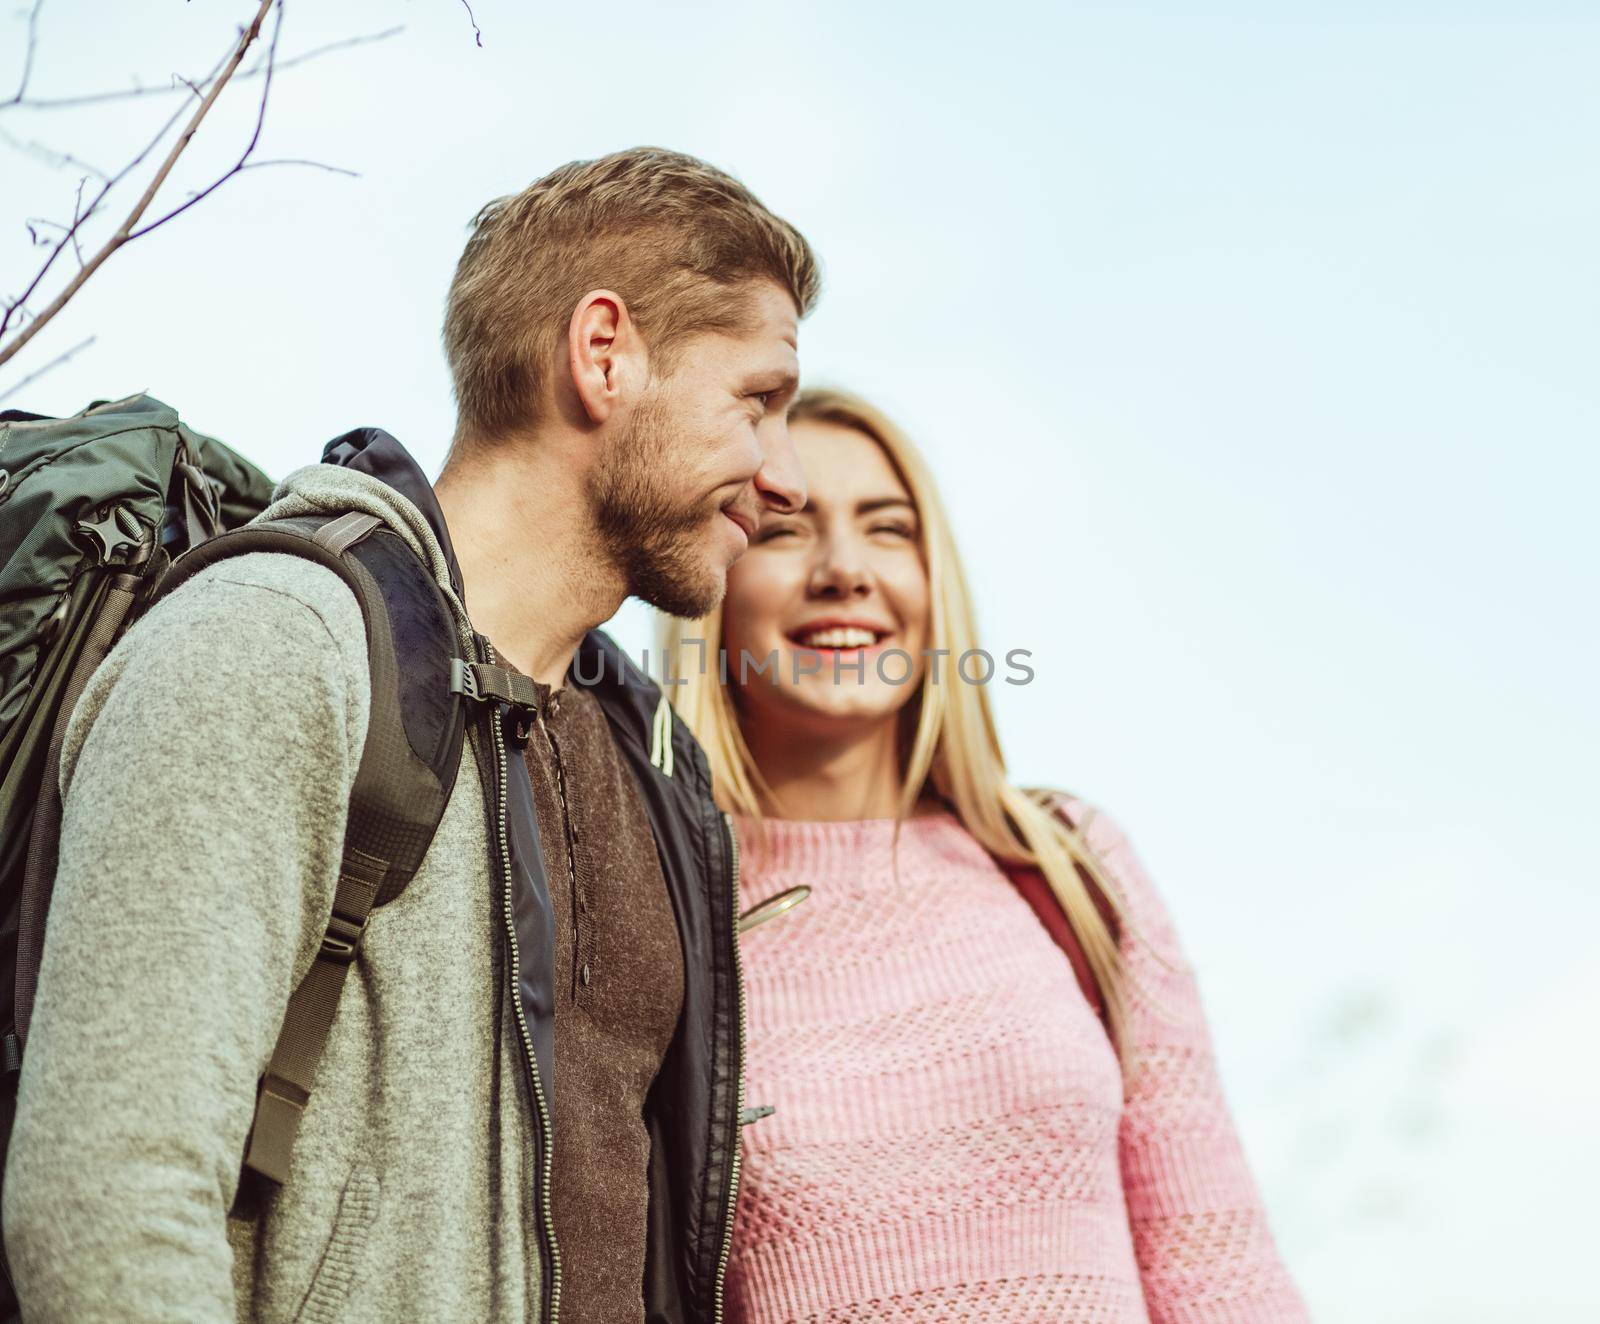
[516,669,686,1324]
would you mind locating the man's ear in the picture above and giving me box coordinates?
[567,289,645,425]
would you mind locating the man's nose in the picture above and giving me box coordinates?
[753,417,806,515]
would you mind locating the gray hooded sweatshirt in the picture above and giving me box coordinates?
[4,463,544,1323]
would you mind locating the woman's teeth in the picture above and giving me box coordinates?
[795,627,879,649]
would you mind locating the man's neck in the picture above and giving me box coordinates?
[744,713,906,821]
[434,441,625,690]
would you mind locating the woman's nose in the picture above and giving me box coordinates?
[808,542,871,598]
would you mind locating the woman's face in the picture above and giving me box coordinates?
[721,418,930,731]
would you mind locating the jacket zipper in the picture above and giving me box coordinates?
[710,809,747,1324]
[486,649,564,1324]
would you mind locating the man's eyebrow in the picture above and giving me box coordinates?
[747,367,800,391]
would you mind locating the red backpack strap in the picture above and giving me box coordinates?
[996,798,1121,1029]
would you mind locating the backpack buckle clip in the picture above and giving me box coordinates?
[77,504,151,567]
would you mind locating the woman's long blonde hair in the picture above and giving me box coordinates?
[660,388,1131,1051]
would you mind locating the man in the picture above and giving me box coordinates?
[4,147,818,1323]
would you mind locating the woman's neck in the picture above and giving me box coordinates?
[743,712,905,821]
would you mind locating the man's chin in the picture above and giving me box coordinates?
[632,557,724,622]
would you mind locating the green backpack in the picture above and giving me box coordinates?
[0,395,468,1317]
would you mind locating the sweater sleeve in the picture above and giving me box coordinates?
[1069,800,1311,1324]
[2,554,370,1324]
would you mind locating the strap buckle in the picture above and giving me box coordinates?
[449,657,540,714]
[449,656,482,702]
[318,912,367,965]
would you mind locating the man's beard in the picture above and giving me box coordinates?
[587,389,726,620]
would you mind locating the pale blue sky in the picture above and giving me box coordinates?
[5,2,1597,1317]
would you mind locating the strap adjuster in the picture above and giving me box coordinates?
[318,912,367,964]
[449,657,540,713]
[449,656,481,702]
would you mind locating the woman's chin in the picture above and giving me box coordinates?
[779,682,914,727]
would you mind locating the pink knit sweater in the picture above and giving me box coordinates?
[725,798,1309,1324]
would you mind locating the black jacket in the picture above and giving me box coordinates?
[324,428,746,1324]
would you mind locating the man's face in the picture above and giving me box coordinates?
[587,281,804,618]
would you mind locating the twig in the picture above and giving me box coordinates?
[0,43,228,344]
[69,176,86,266]
[0,333,95,405]
[2,0,46,109]
[126,2,284,242]
[0,123,110,180]
[239,157,358,178]
[0,0,278,371]
[4,24,403,112]
[21,206,87,264]
[240,25,403,80]
[459,0,483,48]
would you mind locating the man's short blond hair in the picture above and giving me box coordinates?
[443,147,820,446]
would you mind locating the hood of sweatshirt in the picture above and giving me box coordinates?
[261,427,474,651]
[268,425,674,766]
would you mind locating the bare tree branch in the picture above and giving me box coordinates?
[22,188,89,267]
[0,333,94,405]
[3,24,403,112]
[239,157,359,179]
[460,0,483,49]
[240,24,403,81]
[0,43,230,344]
[69,175,86,266]
[0,0,278,371]
[2,0,46,109]
[0,123,110,180]
[125,2,284,242]
[5,73,191,114]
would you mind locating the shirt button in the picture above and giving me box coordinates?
[580,963,591,986]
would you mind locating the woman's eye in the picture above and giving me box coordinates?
[870,523,916,539]
[754,525,796,542]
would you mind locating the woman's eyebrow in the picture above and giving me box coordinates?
[856,497,916,516]
[794,495,916,516]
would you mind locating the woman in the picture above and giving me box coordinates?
[662,390,1308,1323]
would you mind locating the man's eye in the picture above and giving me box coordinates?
[750,391,775,409]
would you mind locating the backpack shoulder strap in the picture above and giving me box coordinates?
[146,510,467,1198]
[996,796,1121,1030]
